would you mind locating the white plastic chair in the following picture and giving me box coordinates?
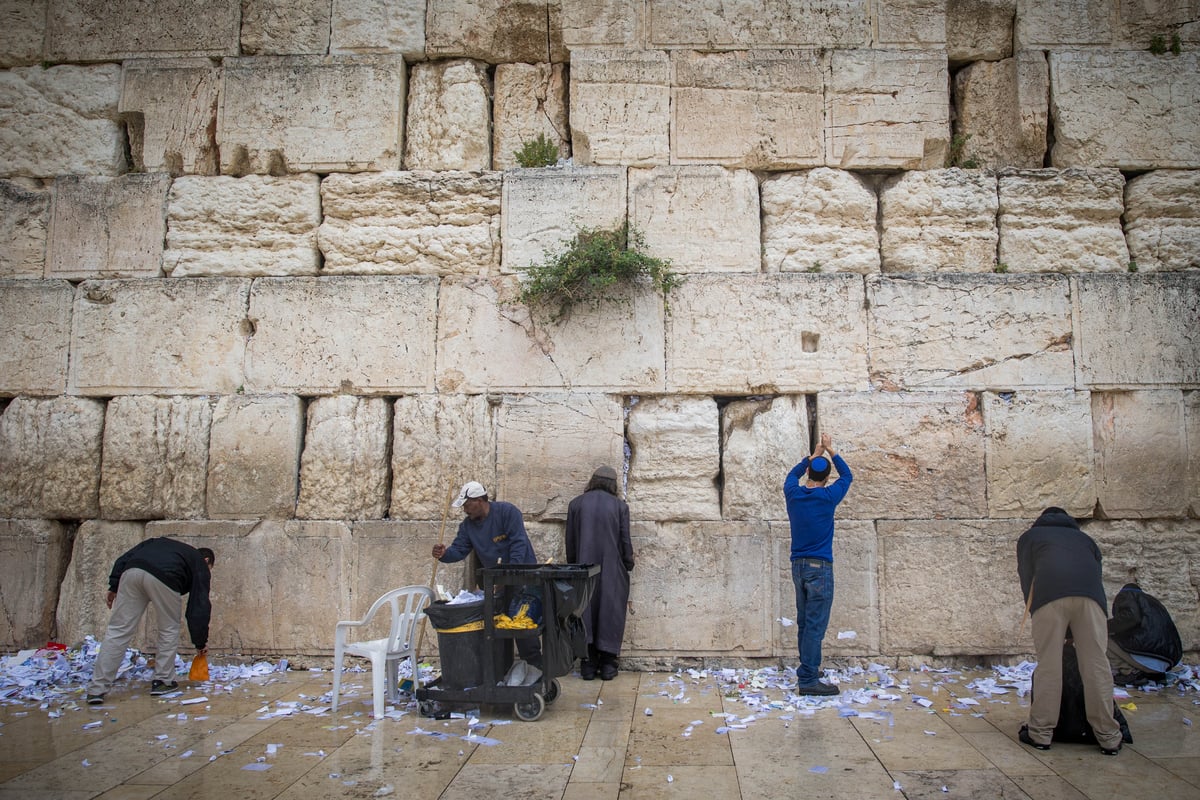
[332,585,434,720]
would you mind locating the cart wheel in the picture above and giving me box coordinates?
[514,693,545,722]
[544,678,561,705]
[419,700,437,718]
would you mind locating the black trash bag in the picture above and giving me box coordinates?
[424,599,484,631]
[551,566,599,620]
[1035,642,1133,745]
[541,616,578,679]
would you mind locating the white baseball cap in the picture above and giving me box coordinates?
[452,481,487,507]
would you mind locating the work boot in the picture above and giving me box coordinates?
[599,651,619,681]
[580,658,597,680]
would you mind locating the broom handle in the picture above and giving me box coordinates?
[415,486,456,669]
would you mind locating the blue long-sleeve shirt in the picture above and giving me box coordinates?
[783,454,853,562]
[439,501,536,566]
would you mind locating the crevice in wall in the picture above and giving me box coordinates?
[805,393,819,452]
[621,395,637,499]
[1042,50,1054,168]
[47,520,80,641]
[382,396,395,518]
[294,395,312,519]
[314,173,327,273]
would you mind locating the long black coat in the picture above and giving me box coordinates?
[565,488,634,655]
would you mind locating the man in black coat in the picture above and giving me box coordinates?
[1108,582,1183,684]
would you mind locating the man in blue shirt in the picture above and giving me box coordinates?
[783,433,853,695]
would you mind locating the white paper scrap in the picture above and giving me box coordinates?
[180,696,208,705]
[242,763,272,771]
[837,631,857,639]
[778,617,795,627]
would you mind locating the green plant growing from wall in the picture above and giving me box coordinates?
[1150,34,1168,54]
[513,133,560,167]
[946,133,979,169]
[994,262,1010,274]
[1171,33,1182,54]
[1128,260,1139,273]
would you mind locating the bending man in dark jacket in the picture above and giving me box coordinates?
[86,537,214,704]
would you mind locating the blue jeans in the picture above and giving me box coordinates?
[792,558,834,685]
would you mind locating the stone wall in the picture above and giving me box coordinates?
[0,0,1197,668]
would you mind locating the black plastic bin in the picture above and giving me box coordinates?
[424,599,513,690]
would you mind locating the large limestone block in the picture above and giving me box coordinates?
[296,395,390,520]
[1015,0,1113,46]
[560,0,640,47]
[820,391,988,519]
[55,520,148,647]
[492,63,569,171]
[880,169,999,272]
[1074,273,1200,387]
[69,278,249,395]
[0,279,73,395]
[645,0,870,47]
[245,276,437,393]
[404,59,491,172]
[351,522,458,622]
[0,520,69,648]
[997,168,1129,273]
[629,166,760,273]
[0,396,105,518]
[436,276,665,392]
[165,175,321,277]
[670,50,824,169]
[1124,170,1200,272]
[952,52,1048,170]
[500,166,626,274]
[331,0,426,58]
[665,274,870,393]
[319,171,501,275]
[984,390,1095,517]
[45,0,240,60]
[1093,390,1190,518]
[1189,390,1200,518]
[1117,0,1200,49]
[722,396,810,522]
[0,179,49,278]
[494,393,625,520]
[626,396,720,522]
[219,56,406,174]
[46,174,170,279]
[867,274,1074,390]
[627,521,772,655]
[0,64,124,178]
[206,394,304,519]
[427,0,566,63]
[241,0,331,54]
[877,0,947,44]
[100,395,213,520]
[879,519,1025,654]
[946,0,1014,62]
[569,49,670,166]
[119,59,221,175]
[0,0,46,68]
[761,168,879,274]
[826,50,949,170]
[1049,51,1200,169]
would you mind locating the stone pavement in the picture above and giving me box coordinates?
[1,666,1198,799]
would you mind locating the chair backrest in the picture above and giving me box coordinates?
[363,585,434,653]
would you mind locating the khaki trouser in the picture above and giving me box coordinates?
[86,568,183,695]
[1027,596,1122,749]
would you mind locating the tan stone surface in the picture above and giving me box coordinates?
[46,174,169,279]
[997,168,1129,273]
[296,395,390,520]
[1124,170,1200,272]
[952,52,1048,170]
[319,171,501,275]
[722,396,810,522]
[820,391,988,520]
[219,55,405,174]
[330,0,426,58]
[206,394,304,519]
[1093,390,1190,518]
[45,0,239,60]
[560,0,641,47]
[0,0,46,68]
[1116,0,1200,49]
[99,395,213,520]
[0,520,69,648]
[245,275,437,393]
[626,396,720,522]
[1015,0,1112,46]
[118,59,221,175]
[0,179,49,278]
[492,63,569,171]
[1189,390,1200,518]
[426,0,566,63]
[877,0,946,44]
[880,169,999,272]
[665,274,870,393]
[867,274,1074,390]
[761,168,879,274]
[350,522,458,628]
[0,396,104,519]
[68,278,249,395]
[0,279,73,395]
[0,64,124,178]
[645,0,870,47]
[569,49,670,166]
[55,520,148,648]
[404,59,491,172]
[628,166,760,273]
[241,0,331,54]
[946,0,1015,62]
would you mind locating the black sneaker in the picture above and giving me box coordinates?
[86,694,105,705]
[600,662,618,681]
[796,681,839,696]
[1019,726,1051,751]
[150,680,178,696]
[579,659,597,681]
[1100,743,1122,756]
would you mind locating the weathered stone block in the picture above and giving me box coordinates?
[998,168,1129,273]
[762,168,879,274]
[722,396,810,522]
[69,278,249,395]
[330,0,426,58]
[492,63,569,171]
[1116,0,1200,48]
[0,279,73,396]
[1049,51,1200,169]
[0,179,49,278]
[826,50,949,170]
[100,395,212,520]
[666,274,870,393]
[629,166,760,272]
[219,56,406,174]
[426,0,566,63]
[626,396,720,521]
[0,0,46,68]
[953,51,1048,170]
[1124,170,1200,272]
[0,64,124,178]
[0,520,69,648]
[165,175,321,277]
[1093,390,1190,518]
[820,391,988,519]
[984,390,1095,517]
[868,274,1074,390]
[569,49,670,166]
[645,0,870,47]
[45,0,240,60]
[878,0,946,44]
[560,0,640,47]
[1189,391,1200,518]
[404,59,491,172]
[1015,0,1112,46]
[296,395,390,520]
[46,174,170,279]
[241,0,331,54]
[245,276,437,393]
[0,396,105,518]
[119,59,221,175]
[351,522,456,624]
[1074,273,1200,387]
[207,394,304,519]
[946,0,1014,62]
[880,169,999,272]
[319,171,501,275]
[55,520,148,648]
[670,50,824,169]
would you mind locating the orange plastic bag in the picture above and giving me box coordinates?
[188,652,209,681]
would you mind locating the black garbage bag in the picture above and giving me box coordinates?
[551,566,599,620]
[1037,642,1133,745]
[424,599,484,631]
[542,616,588,679]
